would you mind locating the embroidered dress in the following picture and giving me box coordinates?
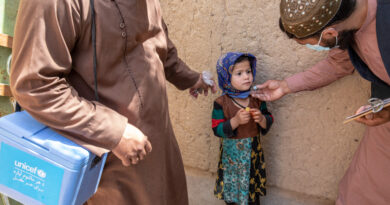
[213,95,273,205]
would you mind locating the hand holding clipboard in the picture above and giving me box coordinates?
[344,98,390,124]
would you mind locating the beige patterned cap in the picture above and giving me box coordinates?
[280,0,342,38]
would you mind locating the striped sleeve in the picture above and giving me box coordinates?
[212,101,234,138]
[259,101,273,135]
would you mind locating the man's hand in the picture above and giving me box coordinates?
[189,73,217,98]
[354,106,390,126]
[112,124,152,166]
[251,80,291,101]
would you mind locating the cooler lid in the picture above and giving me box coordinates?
[0,111,90,169]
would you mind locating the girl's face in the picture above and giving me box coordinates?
[231,60,253,91]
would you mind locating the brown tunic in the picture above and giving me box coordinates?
[10,0,199,204]
[216,95,260,139]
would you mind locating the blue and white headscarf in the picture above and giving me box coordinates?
[216,52,257,98]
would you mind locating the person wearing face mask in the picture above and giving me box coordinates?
[10,0,216,204]
[251,0,390,204]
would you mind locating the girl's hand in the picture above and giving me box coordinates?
[354,106,390,126]
[234,108,251,125]
[250,108,265,124]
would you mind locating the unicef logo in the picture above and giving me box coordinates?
[37,169,47,178]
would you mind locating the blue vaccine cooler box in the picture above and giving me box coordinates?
[0,111,107,205]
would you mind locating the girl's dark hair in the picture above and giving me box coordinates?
[235,55,251,64]
[279,0,357,40]
[232,55,255,72]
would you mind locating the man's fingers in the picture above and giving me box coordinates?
[145,139,152,153]
[138,148,147,161]
[189,89,199,98]
[365,113,374,120]
[130,156,139,165]
[268,80,281,89]
[211,84,217,93]
[256,81,271,89]
[191,81,216,97]
[204,89,209,96]
[206,80,217,94]
[120,141,151,166]
[122,161,131,167]
[355,114,386,126]
[121,156,131,167]
[355,105,369,115]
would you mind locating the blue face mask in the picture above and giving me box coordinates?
[306,30,339,51]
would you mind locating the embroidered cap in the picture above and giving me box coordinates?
[280,0,342,38]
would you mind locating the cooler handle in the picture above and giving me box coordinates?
[90,155,102,170]
[21,136,50,151]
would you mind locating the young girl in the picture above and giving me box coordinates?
[212,52,273,205]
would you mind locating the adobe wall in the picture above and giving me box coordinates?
[161,0,369,203]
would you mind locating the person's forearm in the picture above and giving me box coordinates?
[162,21,200,90]
[281,80,292,95]
[284,51,354,93]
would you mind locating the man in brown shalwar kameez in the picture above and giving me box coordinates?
[10,0,215,204]
[252,0,390,204]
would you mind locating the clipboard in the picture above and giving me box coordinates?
[343,98,390,124]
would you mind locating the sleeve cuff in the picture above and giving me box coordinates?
[86,103,128,151]
[223,119,235,138]
[171,60,200,90]
[259,115,273,135]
